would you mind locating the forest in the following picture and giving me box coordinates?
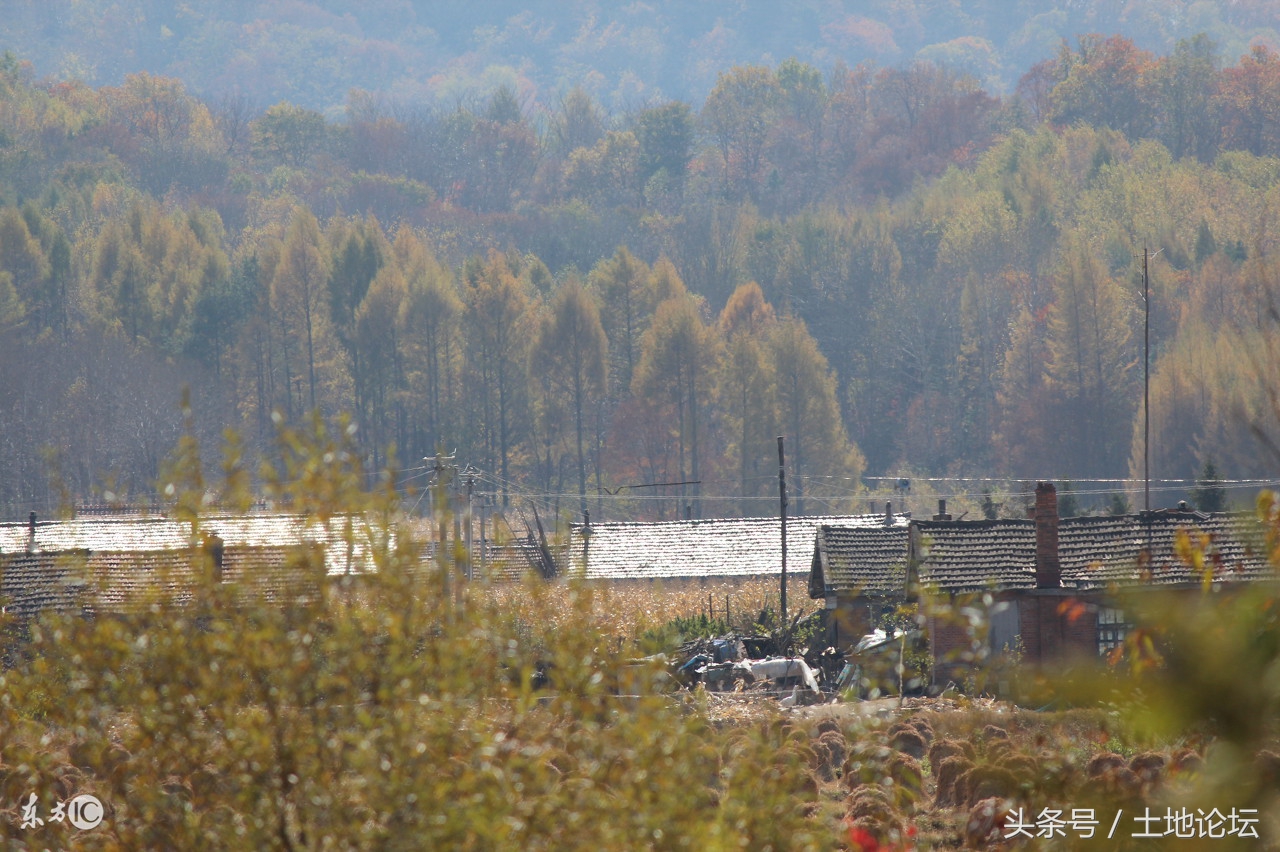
[6,1,1280,112]
[4,28,1280,522]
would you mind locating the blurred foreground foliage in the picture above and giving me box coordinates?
[0,418,825,850]
[999,494,1280,848]
[6,416,1280,848]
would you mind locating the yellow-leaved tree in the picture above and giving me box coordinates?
[531,277,607,517]
[769,316,865,515]
[632,282,719,519]
[715,282,778,516]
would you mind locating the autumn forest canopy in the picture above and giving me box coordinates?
[5,18,1280,521]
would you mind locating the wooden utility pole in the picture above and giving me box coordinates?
[1140,246,1161,553]
[429,449,457,600]
[778,436,788,627]
[1143,246,1151,515]
[463,468,475,581]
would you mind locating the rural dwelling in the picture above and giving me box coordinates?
[809,483,1275,688]
[565,512,910,582]
[0,512,383,620]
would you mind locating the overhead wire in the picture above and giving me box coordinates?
[389,455,1280,518]
[433,480,1280,521]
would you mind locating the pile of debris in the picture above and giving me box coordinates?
[670,634,844,707]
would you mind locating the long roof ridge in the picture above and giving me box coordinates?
[571,512,899,529]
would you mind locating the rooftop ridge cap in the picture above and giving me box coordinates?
[913,517,1034,526]
[570,512,886,529]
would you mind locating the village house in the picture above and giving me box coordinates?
[4,507,914,623]
[809,483,1276,688]
[0,511,381,619]
[8,486,1274,697]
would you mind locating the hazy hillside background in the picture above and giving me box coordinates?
[3,1,1280,523]
[6,1,1279,113]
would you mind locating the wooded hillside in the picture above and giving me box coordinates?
[5,1,1279,111]
[3,33,1280,520]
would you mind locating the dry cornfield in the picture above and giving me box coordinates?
[474,575,814,643]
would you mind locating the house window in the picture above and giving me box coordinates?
[1097,607,1129,656]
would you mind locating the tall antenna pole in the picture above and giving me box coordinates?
[778,436,788,628]
[1143,246,1150,514]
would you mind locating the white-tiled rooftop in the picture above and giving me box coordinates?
[567,514,910,580]
[0,513,380,576]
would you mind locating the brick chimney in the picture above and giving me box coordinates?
[1034,482,1060,588]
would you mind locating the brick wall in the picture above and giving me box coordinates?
[1018,593,1099,663]
[926,610,984,688]
[1060,596,1100,658]
[828,600,876,649]
[928,592,1101,685]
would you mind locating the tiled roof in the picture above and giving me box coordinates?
[813,510,1275,596]
[1,549,200,617]
[0,514,377,576]
[220,545,325,607]
[809,524,911,598]
[1058,512,1271,590]
[566,514,910,581]
[1,552,89,617]
[0,516,190,553]
[911,518,1035,594]
[915,511,1272,593]
[1,544,325,617]
[86,549,200,614]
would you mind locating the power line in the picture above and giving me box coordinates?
[400,456,1275,492]
[459,480,1280,506]
[860,475,1277,485]
[392,455,1280,521]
